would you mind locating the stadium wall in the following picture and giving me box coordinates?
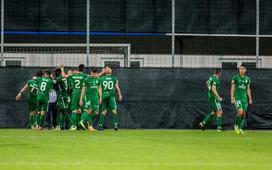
[1,68,272,129]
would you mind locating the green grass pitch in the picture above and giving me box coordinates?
[0,129,272,170]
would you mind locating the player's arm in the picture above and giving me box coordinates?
[59,64,68,78]
[16,84,28,101]
[205,80,209,87]
[115,83,122,101]
[212,85,222,101]
[79,83,86,106]
[231,80,235,104]
[98,85,102,104]
[97,68,106,77]
[247,84,253,104]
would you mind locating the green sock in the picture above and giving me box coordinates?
[81,112,88,122]
[76,114,82,125]
[235,116,242,126]
[56,113,63,127]
[91,114,96,123]
[35,113,41,125]
[64,113,72,129]
[98,114,105,128]
[38,114,45,126]
[239,116,245,129]
[216,116,222,129]
[71,112,77,126]
[203,113,213,125]
[86,114,92,126]
[31,114,36,127]
[113,113,118,127]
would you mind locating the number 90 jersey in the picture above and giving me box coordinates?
[100,74,118,97]
[68,73,88,93]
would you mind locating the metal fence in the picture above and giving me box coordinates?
[0,0,271,68]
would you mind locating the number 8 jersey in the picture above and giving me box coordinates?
[100,74,118,98]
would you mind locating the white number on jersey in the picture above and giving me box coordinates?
[103,81,114,90]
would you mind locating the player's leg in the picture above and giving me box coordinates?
[199,98,217,130]
[238,101,248,134]
[70,93,79,130]
[36,100,48,130]
[234,100,244,134]
[214,100,223,131]
[98,97,108,130]
[109,96,118,130]
[28,99,37,129]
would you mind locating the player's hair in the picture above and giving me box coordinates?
[214,68,221,75]
[91,68,98,73]
[240,64,247,68]
[78,64,85,72]
[43,70,51,76]
[55,68,62,76]
[36,70,44,77]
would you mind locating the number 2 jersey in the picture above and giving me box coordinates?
[100,74,118,98]
[67,72,88,94]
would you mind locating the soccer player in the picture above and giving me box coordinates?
[35,70,53,130]
[61,64,88,131]
[98,67,122,131]
[16,70,43,129]
[54,68,72,130]
[79,68,102,132]
[231,64,252,134]
[199,68,223,132]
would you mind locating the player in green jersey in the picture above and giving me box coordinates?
[54,68,72,130]
[231,64,252,134]
[35,70,53,130]
[79,68,102,132]
[98,67,122,131]
[60,64,88,131]
[199,68,223,132]
[16,71,43,129]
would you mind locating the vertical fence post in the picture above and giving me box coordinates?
[1,0,4,67]
[256,0,260,68]
[86,0,90,67]
[171,0,175,68]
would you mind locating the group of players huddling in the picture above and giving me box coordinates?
[199,64,252,134]
[16,63,252,134]
[16,64,122,131]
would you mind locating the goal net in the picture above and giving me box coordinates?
[2,43,130,68]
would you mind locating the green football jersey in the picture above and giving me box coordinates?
[68,73,88,93]
[207,75,220,99]
[232,73,251,100]
[55,75,68,97]
[27,79,38,98]
[84,76,101,96]
[100,74,118,97]
[37,76,53,98]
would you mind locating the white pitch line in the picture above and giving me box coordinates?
[0,161,271,168]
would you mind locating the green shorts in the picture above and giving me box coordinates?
[37,95,49,112]
[102,95,117,111]
[234,99,248,111]
[57,96,69,109]
[28,97,37,112]
[208,97,222,112]
[70,92,81,111]
[84,94,99,113]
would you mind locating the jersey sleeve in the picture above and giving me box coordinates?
[114,76,118,84]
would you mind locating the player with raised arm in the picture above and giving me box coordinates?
[54,68,72,130]
[35,70,53,130]
[199,68,223,132]
[60,64,88,131]
[98,67,122,131]
[79,68,102,132]
[16,70,43,129]
[231,64,252,134]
